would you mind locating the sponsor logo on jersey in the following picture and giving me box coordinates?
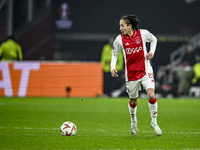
[126,46,143,54]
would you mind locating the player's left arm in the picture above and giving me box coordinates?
[143,29,157,60]
[146,52,154,60]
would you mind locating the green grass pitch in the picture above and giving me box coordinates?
[0,97,200,149]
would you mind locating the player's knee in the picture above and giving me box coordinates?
[148,93,155,100]
[130,98,138,106]
[147,88,156,100]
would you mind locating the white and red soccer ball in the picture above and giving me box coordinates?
[60,121,77,136]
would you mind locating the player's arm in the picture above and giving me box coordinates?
[143,30,157,60]
[116,51,124,71]
[111,36,121,77]
[146,52,154,60]
[111,69,119,77]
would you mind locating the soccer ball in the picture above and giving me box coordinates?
[60,121,77,136]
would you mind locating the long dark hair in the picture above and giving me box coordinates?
[120,14,140,31]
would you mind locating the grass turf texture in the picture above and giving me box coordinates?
[0,97,200,150]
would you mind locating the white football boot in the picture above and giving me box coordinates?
[131,121,138,135]
[151,122,162,136]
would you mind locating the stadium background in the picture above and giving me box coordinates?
[0,0,200,97]
[1,2,200,149]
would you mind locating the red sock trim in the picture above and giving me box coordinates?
[148,98,157,104]
[129,101,137,108]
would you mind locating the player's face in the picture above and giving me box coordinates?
[119,20,132,36]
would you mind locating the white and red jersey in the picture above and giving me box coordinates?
[111,29,157,81]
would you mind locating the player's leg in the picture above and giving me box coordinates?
[142,71,162,136]
[126,81,140,135]
[147,88,162,136]
[128,97,139,135]
[147,88,157,123]
[129,97,138,122]
[128,97,138,135]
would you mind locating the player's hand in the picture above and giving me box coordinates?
[111,69,119,77]
[146,52,154,60]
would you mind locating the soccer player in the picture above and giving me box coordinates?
[111,14,162,136]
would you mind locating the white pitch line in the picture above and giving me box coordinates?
[96,129,200,135]
[0,126,59,130]
[0,127,199,135]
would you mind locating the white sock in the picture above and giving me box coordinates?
[148,98,158,124]
[128,101,137,123]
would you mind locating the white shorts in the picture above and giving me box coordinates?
[126,72,155,99]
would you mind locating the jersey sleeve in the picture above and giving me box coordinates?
[111,35,122,71]
[141,29,157,55]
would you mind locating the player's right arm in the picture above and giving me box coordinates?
[111,35,122,77]
[111,69,119,77]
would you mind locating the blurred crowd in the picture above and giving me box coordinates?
[1,34,200,98]
[101,37,200,98]
[156,38,200,98]
[156,64,180,98]
[0,35,23,61]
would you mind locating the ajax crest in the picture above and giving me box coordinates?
[135,39,141,44]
